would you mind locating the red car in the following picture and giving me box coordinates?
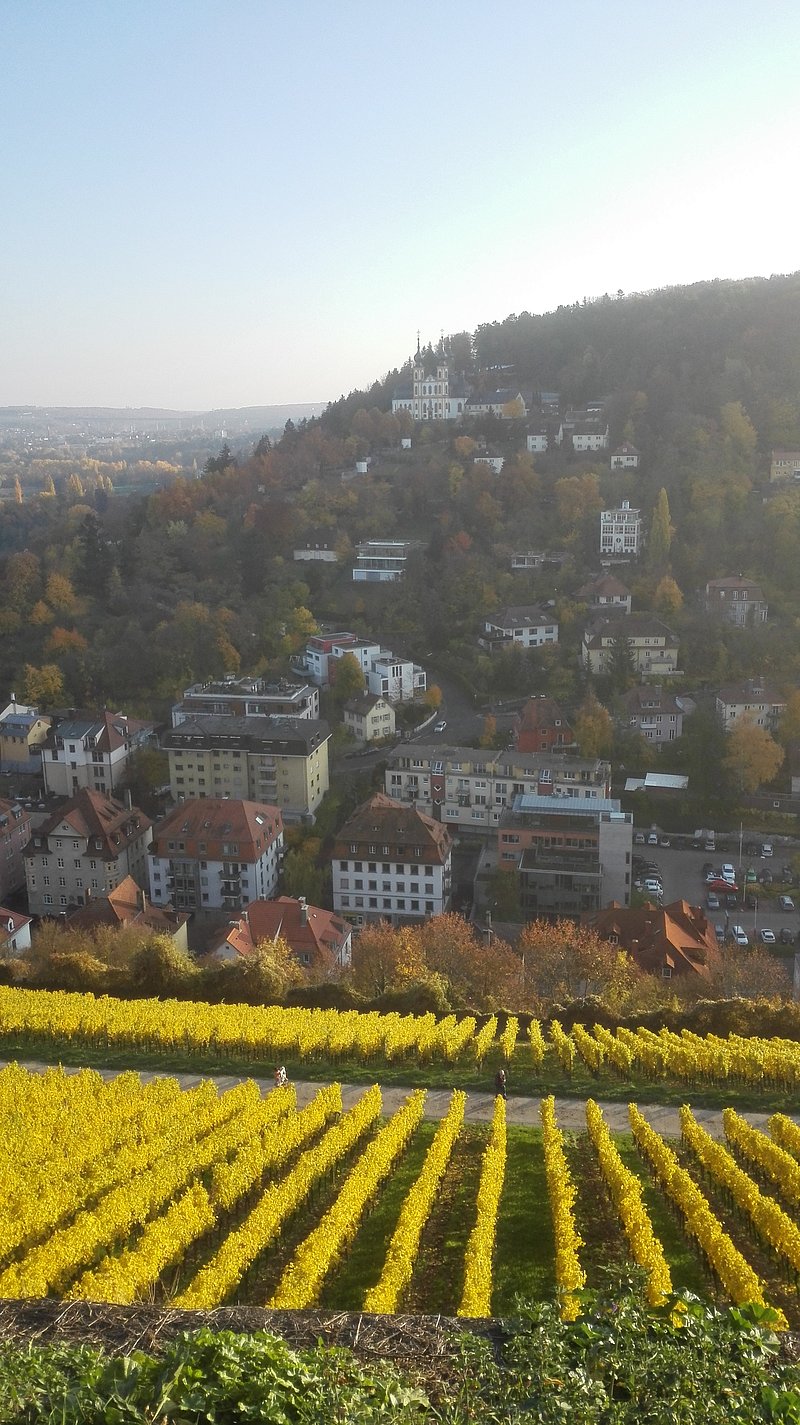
[706,877,738,894]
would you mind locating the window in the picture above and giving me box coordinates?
[57,857,64,868]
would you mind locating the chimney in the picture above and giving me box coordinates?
[299,896,308,926]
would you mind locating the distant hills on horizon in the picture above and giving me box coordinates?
[0,402,328,438]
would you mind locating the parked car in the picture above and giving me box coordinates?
[745,892,758,910]
[702,862,714,878]
[745,867,758,884]
[645,862,660,874]
[724,892,739,909]
[713,922,727,940]
[707,877,738,893]
[782,865,794,883]
[434,720,447,733]
[643,880,663,899]
[706,892,721,911]
[659,836,671,848]
[721,863,736,882]
[780,928,795,946]
[647,831,659,846]
[759,928,777,945]
[758,869,773,886]
[731,925,750,947]
[761,843,774,858]
[634,832,646,844]
[778,895,795,912]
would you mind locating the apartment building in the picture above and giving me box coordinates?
[496,793,633,917]
[0,799,32,899]
[148,798,283,914]
[384,744,611,832]
[41,711,155,797]
[25,790,152,916]
[172,676,319,727]
[162,715,330,824]
[331,793,452,926]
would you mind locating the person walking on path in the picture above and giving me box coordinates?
[494,1068,507,1100]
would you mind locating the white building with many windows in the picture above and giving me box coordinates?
[148,798,283,914]
[599,501,642,557]
[330,793,452,926]
[384,744,611,832]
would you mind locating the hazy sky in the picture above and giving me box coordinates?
[3,1,799,410]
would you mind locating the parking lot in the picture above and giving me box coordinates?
[633,835,799,948]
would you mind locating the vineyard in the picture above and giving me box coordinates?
[3,1062,800,1328]
[3,986,800,1102]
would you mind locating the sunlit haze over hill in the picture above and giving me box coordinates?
[4,0,800,409]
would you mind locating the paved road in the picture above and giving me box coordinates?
[9,1059,796,1139]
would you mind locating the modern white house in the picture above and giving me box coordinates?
[295,632,426,702]
[352,540,419,582]
[479,605,559,651]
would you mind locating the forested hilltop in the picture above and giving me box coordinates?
[2,273,800,731]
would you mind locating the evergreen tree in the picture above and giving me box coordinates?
[647,488,673,573]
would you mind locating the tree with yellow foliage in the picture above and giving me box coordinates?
[723,716,784,794]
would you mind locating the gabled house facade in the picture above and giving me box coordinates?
[25,790,152,917]
[622,684,683,742]
[331,792,452,926]
[212,896,352,976]
[343,692,396,743]
[705,577,768,627]
[66,875,189,951]
[584,900,721,983]
[770,450,800,483]
[610,442,641,469]
[576,573,632,615]
[41,711,155,798]
[513,697,574,754]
